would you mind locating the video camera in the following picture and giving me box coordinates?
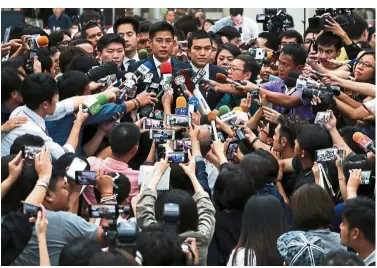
[299,76,342,105]
[308,8,355,32]
[256,9,293,33]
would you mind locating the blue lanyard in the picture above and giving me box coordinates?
[23,110,49,136]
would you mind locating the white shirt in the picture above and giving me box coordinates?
[1,99,75,160]
[123,53,140,72]
[227,248,257,266]
[364,98,375,112]
[153,55,171,77]
[364,250,376,266]
[204,158,219,195]
[209,16,259,42]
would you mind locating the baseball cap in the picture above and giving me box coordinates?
[277,231,326,266]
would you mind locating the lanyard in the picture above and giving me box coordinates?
[23,110,49,136]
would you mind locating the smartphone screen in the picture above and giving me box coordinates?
[89,204,117,219]
[22,201,41,218]
[167,151,187,163]
[66,157,88,180]
[75,170,96,185]
[22,145,43,160]
[227,142,239,161]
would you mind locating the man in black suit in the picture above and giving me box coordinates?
[188,30,228,110]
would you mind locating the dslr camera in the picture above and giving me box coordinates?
[308,8,355,32]
[256,9,293,33]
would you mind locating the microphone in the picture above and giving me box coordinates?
[233,107,243,112]
[86,61,118,82]
[143,73,154,92]
[175,96,188,115]
[138,49,148,60]
[218,105,231,117]
[284,71,300,88]
[156,76,173,99]
[133,61,153,81]
[36,36,49,47]
[160,62,173,80]
[353,132,376,154]
[174,75,190,99]
[208,111,219,141]
[189,68,211,115]
[179,69,195,92]
[216,73,247,87]
[188,97,199,112]
[83,94,109,115]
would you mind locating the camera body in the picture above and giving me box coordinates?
[309,8,354,32]
[302,83,342,105]
[256,9,293,33]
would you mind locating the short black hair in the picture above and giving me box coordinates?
[149,21,175,40]
[175,15,201,39]
[240,153,273,189]
[188,30,213,49]
[66,53,99,73]
[109,123,141,157]
[343,197,375,245]
[71,38,93,47]
[53,153,90,178]
[346,14,368,40]
[140,20,152,33]
[88,250,138,266]
[57,70,89,100]
[136,224,187,266]
[253,149,279,182]
[316,31,343,51]
[113,16,140,35]
[258,31,279,51]
[202,19,214,30]
[48,30,65,47]
[338,126,367,154]
[81,21,102,39]
[10,134,45,155]
[79,10,101,25]
[281,43,307,67]
[21,73,58,110]
[367,26,375,42]
[279,30,304,45]
[214,164,255,210]
[174,27,185,41]
[304,27,320,39]
[230,8,243,17]
[277,114,303,147]
[1,56,27,72]
[59,238,102,266]
[217,26,241,41]
[97,34,126,53]
[169,164,194,194]
[1,68,23,102]
[236,54,260,83]
[36,47,53,73]
[321,250,365,266]
[59,46,86,73]
[296,124,333,161]
[216,42,242,60]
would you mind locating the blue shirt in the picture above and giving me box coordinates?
[1,103,11,125]
[48,13,72,30]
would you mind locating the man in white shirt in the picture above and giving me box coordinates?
[209,8,259,42]
[113,17,140,71]
[1,73,90,160]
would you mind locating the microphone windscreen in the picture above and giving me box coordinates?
[352,132,365,143]
[208,111,217,122]
[36,36,49,47]
[216,73,227,82]
[288,71,300,79]
[233,107,243,112]
[144,61,153,70]
[160,62,172,75]
[218,105,231,117]
[86,61,118,81]
[176,96,187,108]
[284,77,297,88]
[188,96,199,112]
[138,49,148,60]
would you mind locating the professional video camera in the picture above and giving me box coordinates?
[308,8,355,32]
[256,9,293,33]
[299,76,342,105]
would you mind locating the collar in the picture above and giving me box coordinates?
[123,53,139,63]
[153,55,171,69]
[190,62,209,73]
[104,157,129,169]
[22,106,46,130]
[364,250,376,265]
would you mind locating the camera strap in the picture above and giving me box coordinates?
[318,163,335,196]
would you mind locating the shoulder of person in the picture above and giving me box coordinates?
[171,57,191,69]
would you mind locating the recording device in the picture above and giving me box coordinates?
[28,35,49,72]
[21,145,42,160]
[311,69,326,78]
[256,9,293,33]
[66,157,88,180]
[309,8,355,32]
[163,203,180,230]
[314,111,331,125]
[2,26,12,61]
[208,111,219,141]
[235,128,246,141]
[301,79,342,105]
[174,75,190,99]
[143,118,164,129]
[175,95,188,115]
[83,94,109,115]
[167,151,188,163]
[248,47,265,60]
[150,129,175,140]
[75,170,96,185]
[361,171,372,185]
[88,204,131,219]
[21,201,41,218]
[166,114,191,127]
[189,69,212,115]
[315,148,338,163]
[156,63,173,99]
[143,73,154,92]
[353,132,376,154]
[138,49,148,60]
[174,139,191,151]
[188,97,199,112]
[227,142,239,161]
[156,140,167,160]
[86,61,118,82]
[215,73,247,87]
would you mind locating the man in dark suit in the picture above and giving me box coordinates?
[188,30,228,110]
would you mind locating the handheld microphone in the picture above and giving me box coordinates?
[174,75,190,99]
[133,61,153,81]
[83,94,109,115]
[208,111,219,141]
[216,73,247,86]
[175,96,188,115]
[311,69,326,78]
[160,62,173,79]
[178,69,195,92]
[218,105,231,117]
[138,49,148,60]
[233,107,243,112]
[143,73,154,92]
[156,76,173,99]
[36,36,49,47]
[190,68,211,115]
[284,71,300,88]
[353,132,376,154]
[86,61,118,82]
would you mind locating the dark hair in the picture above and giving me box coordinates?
[357,41,372,50]
[253,149,279,183]
[338,126,366,154]
[97,33,126,53]
[277,114,303,147]
[169,164,194,194]
[216,42,242,61]
[346,14,368,40]
[1,154,38,214]
[316,31,343,51]
[202,19,215,30]
[79,10,101,25]
[258,31,279,51]
[88,250,138,266]
[174,27,185,41]
[240,153,272,189]
[214,164,255,210]
[149,21,175,40]
[134,14,146,22]
[281,43,307,66]
[343,197,375,245]
[21,73,58,110]
[268,122,278,138]
[217,26,241,41]
[10,134,45,155]
[81,21,102,39]
[59,238,102,265]
[48,31,65,47]
[94,172,131,205]
[296,124,333,161]
[209,32,224,47]
[1,68,23,102]
[114,16,141,35]
[304,27,321,39]
[291,184,335,230]
[109,123,141,157]
[232,195,288,266]
[155,189,198,234]
[59,45,86,73]
[230,8,243,17]
[36,47,53,74]
[279,30,304,45]
[188,30,212,49]
[71,38,93,47]
[236,54,260,83]
[321,250,365,266]
[50,46,60,57]
[175,15,201,39]
[1,56,27,72]
[367,26,375,42]
[354,49,375,84]
[66,53,99,73]
[57,70,89,100]
[53,152,90,178]
[140,20,152,33]
[136,224,187,266]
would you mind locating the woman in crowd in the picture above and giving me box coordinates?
[215,42,241,70]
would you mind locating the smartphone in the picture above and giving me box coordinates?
[167,151,188,163]
[178,41,188,51]
[22,145,43,160]
[150,129,175,140]
[227,142,239,161]
[75,170,96,185]
[21,201,41,218]
[143,118,164,130]
[89,204,118,219]
[166,114,191,128]
[315,148,338,163]
[314,111,330,125]
[66,157,88,180]
[361,171,372,185]
[338,148,345,166]
[173,139,191,151]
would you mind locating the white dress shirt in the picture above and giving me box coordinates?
[153,55,171,77]
[1,98,75,160]
[205,159,219,195]
[191,62,210,97]
[209,16,259,42]
[123,53,140,72]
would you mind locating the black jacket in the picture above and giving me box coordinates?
[202,64,228,110]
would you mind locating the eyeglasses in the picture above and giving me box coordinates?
[228,65,244,72]
[357,59,375,69]
[57,40,71,47]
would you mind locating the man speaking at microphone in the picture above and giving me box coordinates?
[188,30,227,110]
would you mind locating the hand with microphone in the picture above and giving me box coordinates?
[216,73,248,87]
[175,96,188,115]
[86,61,118,82]
[208,111,219,141]
[353,132,376,154]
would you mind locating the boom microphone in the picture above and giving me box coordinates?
[353,132,376,154]
[216,73,247,86]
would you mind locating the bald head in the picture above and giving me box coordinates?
[198,126,212,156]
